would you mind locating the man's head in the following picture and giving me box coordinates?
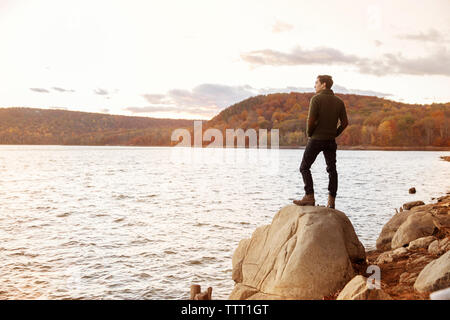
[315,75,333,93]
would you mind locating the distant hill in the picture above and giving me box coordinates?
[200,92,450,148]
[1,92,449,148]
[0,107,194,145]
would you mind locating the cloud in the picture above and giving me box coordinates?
[331,85,392,97]
[396,28,447,43]
[94,88,119,98]
[94,88,109,95]
[30,88,50,93]
[255,84,391,98]
[272,20,294,33]
[52,87,75,93]
[125,105,217,117]
[374,40,382,47]
[240,45,358,66]
[140,83,257,110]
[127,84,258,118]
[142,93,166,104]
[125,83,391,119]
[241,45,450,76]
[356,46,450,76]
[168,83,257,108]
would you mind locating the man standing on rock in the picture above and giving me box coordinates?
[293,75,348,209]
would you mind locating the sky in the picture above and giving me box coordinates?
[0,0,449,120]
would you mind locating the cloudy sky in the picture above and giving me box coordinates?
[0,0,449,120]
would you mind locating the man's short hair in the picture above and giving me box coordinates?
[317,75,333,89]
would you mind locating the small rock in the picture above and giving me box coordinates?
[336,275,392,300]
[408,236,437,250]
[428,240,439,254]
[376,251,394,264]
[403,201,424,210]
[409,187,416,194]
[375,247,408,264]
[392,247,408,257]
[428,238,450,256]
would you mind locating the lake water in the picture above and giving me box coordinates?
[0,145,449,300]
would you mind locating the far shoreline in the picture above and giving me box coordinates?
[281,145,450,151]
[1,144,449,151]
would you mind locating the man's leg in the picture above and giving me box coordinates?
[323,139,338,198]
[299,138,322,195]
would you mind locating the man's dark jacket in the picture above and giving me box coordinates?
[306,88,348,140]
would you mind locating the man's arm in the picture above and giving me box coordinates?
[307,97,319,137]
[336,102,348,137]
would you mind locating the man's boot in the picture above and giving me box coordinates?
[327,194,335,209]
[293,193,315,206]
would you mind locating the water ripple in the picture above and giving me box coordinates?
[0,145,448,299]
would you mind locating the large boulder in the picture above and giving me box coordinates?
[391,210,436,249]
[376,210,414,251]
[336,275,392,300]
[229,205,365,300]
[414,250,450,293]
[376,203,442,251]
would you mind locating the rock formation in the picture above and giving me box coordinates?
[228,193,450,300]
[376,200,439,251]
[369,195,450,299]
[229,205,365,300]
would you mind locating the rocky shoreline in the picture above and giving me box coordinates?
[189,155,450,300]
[341,193,450,300]
[227,192,450,300]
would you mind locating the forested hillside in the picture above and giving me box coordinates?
[202,92,450,147]
[1,91,449,148]
[0,107,194,145]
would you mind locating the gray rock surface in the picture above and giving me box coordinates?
[229,205,365,299]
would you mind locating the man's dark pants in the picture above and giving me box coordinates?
[300,138,338,197]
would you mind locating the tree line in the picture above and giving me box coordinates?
[204,92,449,147]
[1,92,449,148]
